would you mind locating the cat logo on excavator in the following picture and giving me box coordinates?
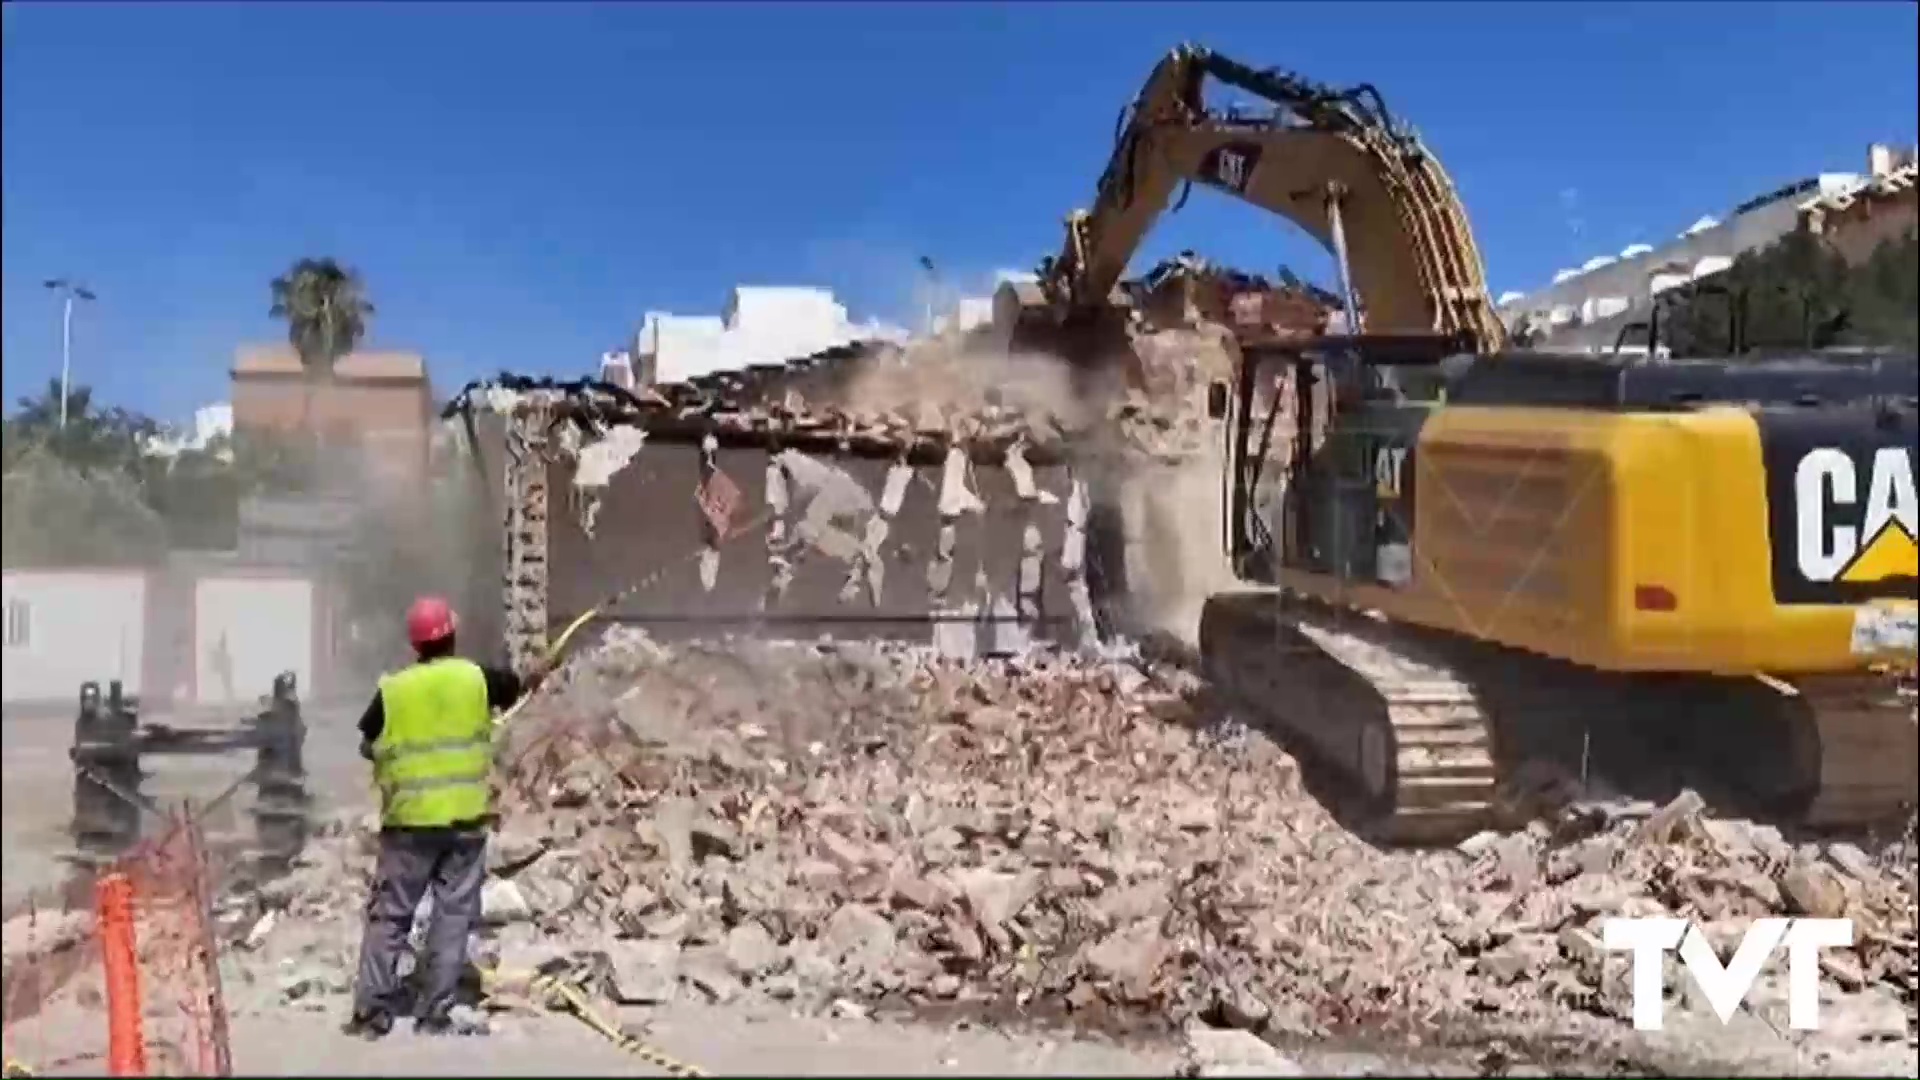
[1794,446,1919,585]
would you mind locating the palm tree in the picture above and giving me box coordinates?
[268,258,375,434]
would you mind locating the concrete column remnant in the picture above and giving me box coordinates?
[928,519,957,605]
[772,448,876,606]
[930,445,986,659]
[1017,521,1045,625]
[858,458,914,607]
[1005,439,1059,641]
[1060,474,1097,649]
[502,406,552,674]
[936,445,986,518]
[928,446,977,607]
[1004,439,1059,507]
[765,454,793,605]
[697,434,721,593]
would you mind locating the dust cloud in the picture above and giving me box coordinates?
[1113,448,1241,646]
[836,334,1095,436]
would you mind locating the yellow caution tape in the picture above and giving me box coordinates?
[479,966,706,1078]
[496,606,601,727]
[494,500,788,729]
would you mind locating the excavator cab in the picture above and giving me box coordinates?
[1218,333,1466,589]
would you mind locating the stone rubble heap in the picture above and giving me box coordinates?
[238,630,1917,1071]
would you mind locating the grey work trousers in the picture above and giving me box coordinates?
[350,826,486,1022]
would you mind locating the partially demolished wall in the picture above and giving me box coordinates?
[459,274,1336,670]
[549,440,1094,648]
[457,359,1104,671]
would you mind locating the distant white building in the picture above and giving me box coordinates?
[146,402,234,459]
[635,286,907,386]
[599,350,636,390]
[1497,146,1911,352]
[932,296,996,336]
[930,269,1038,337]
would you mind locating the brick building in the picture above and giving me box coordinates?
[229,344,434,487]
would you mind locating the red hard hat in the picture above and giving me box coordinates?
[405,596,457,648]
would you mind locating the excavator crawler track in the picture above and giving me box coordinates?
[1199,590,1500,844]
[1199,592,1919,845]
[1781,674,1919,828]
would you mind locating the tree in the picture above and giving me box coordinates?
[269,257,376,433]
[269,257,375,377]
[1662,227,1918,357]
[2,445,168,567]
[6,379,160,477]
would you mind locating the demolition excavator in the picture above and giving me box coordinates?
[995,43,1919,843]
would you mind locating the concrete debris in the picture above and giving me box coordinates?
[1180,1027,1307,1078]
[241,910,278,951]
[607,939,680,1005]
[445,1002,492,1035]
[481,878,533,926]
[277,962,344,1004]
[254,636,1919,1071]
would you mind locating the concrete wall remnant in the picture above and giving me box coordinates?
[546,440,1089,656]
[444,361,1107,666]
[446,301,1260,665]
[500,405,552,672]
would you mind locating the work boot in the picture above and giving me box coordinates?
[342,1010,394,1041]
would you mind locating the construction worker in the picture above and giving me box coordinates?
[344,595,551,1039]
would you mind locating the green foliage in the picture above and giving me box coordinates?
[268,257,375,378]
[3,380,169,567]
[143,443,244,551]
[1661,228,1918,357]
[1,377,334,563]
[7,378,161,475]
[2,444,169,567]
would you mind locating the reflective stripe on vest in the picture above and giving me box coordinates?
[374,657,493,828]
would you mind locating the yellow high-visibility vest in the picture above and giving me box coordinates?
[373,657,492,828]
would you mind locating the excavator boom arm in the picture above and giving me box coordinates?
[1039,44,1506,351]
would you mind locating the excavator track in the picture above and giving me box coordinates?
[1198,592,1919,845]
[1199,590,1500,844]
[1780,673,1919,828]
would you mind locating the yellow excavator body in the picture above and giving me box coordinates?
[1283,404,1918,676]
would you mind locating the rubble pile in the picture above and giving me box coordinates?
[244,632,1917,1067]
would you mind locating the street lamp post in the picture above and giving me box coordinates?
[42,278,98,430]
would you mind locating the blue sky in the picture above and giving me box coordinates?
[4,1,1916,426]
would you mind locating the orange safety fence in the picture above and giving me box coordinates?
[3,810,232,1078]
